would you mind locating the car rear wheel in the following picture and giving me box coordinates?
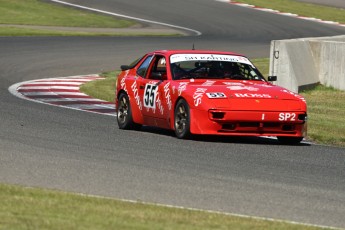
[117,93,141,130]
[277,136,303,145]
[174,99,191,139]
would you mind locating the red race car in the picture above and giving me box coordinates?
[115,50,307,144]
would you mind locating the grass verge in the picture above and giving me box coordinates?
[300,85,345,147]
[0,0,135,28]
[80,58,345,147]
[233,0,345,24]
[0,0,158,36]
[80,71,119,102]
[0,183,326,230]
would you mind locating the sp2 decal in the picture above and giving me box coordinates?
[279,113,296,121]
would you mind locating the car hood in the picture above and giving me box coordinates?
[175,80,306,111]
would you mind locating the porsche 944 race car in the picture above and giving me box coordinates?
[115,50,307,144]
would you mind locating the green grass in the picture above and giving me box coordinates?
[252,58,269,77]
[0,0,135,27]
[300,85,345,147]
[80,71,119,102]
[0,183,327,230]
[0,0,182,36]
[80,58,345,147]
[234,0,345,24]
[0,0,136,36]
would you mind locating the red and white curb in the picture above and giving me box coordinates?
[216,0,345,28]
[8,75,116,116]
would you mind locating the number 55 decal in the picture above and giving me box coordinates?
[144,84,158,109]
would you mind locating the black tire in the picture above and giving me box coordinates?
[117,93,141,130]
[174,99,191,139]
[277,136,303,145]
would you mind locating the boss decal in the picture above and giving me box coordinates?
[131,81,142,110]
[279,113,296,121]
[178,82,188,96]
[206,92,227,98]
[234,93,272,98]
[164,82,172,110]
[124,70,130,77]
[193,88,207,106]
[155,92,164,114]
[144,83,158,109]
[120,77,128,94]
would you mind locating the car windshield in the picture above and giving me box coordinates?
[170,54,265,81]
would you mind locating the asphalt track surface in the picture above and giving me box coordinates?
[1,0,345,228]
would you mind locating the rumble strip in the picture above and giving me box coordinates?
[8,75,116,116]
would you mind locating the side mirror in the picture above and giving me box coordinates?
[120,65,130,71]
[268,76,277,81]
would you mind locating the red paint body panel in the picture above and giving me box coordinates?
[116,50,307,138]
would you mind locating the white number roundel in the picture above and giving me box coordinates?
[144,84,158,109]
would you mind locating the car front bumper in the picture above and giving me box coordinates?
[190,109,307,137]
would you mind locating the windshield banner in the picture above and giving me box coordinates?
[170,54,254,67]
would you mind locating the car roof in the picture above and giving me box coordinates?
[150,50,245,57]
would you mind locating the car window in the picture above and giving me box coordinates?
[137,55,153,77]
[147,56,167,80]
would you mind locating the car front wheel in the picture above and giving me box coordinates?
[174,99,191,139]
[117,93,141,130]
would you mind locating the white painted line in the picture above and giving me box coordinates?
[298,16,321,21]
[322,21,341,25]
[235,3,255,7]
[49,0,202,36]
[256,8,279,13]
[279,13,298,17]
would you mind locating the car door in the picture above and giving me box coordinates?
[138,55,171,128]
